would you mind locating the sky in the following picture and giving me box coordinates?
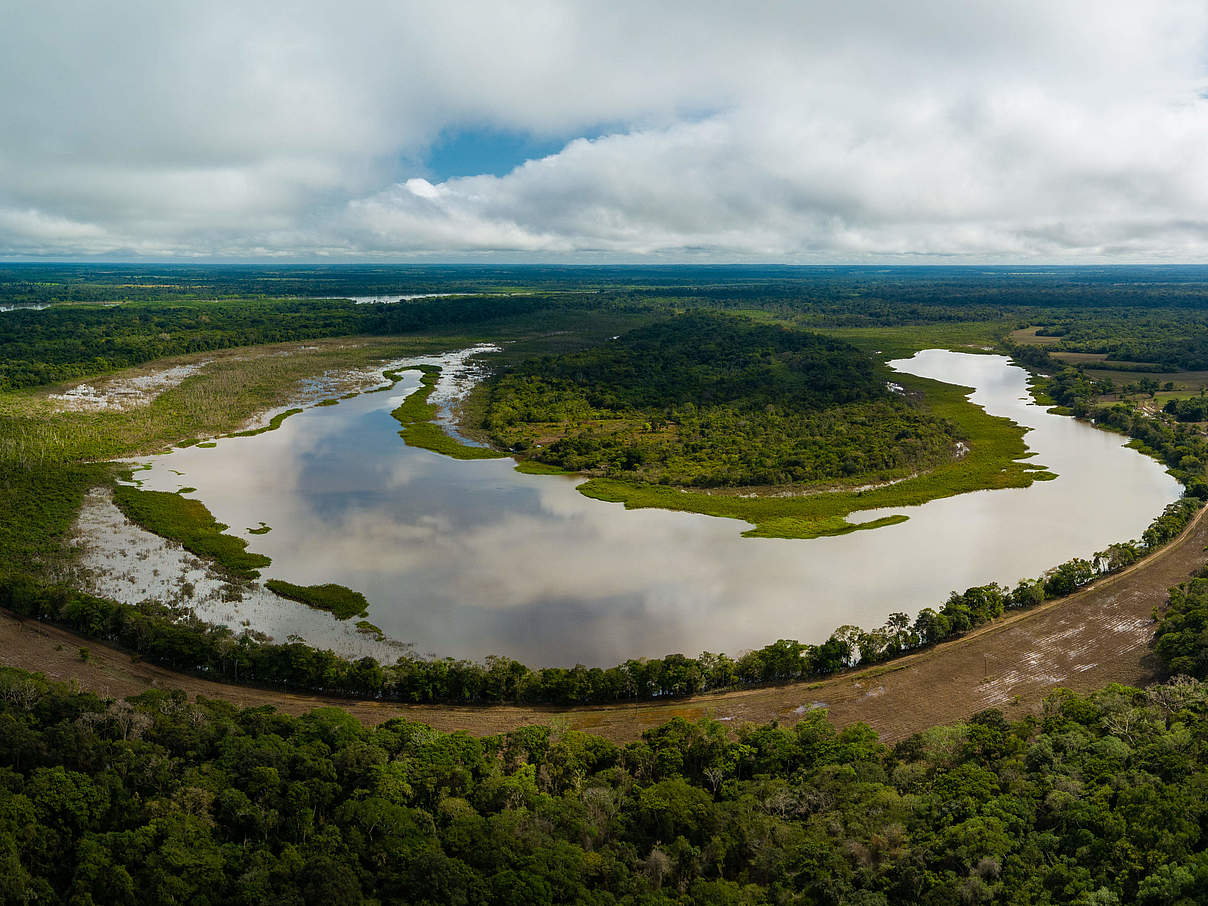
[2,1,1208,263]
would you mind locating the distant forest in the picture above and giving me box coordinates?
[10,264,1208,389]
[0,294,617,392]
[9,262,1208,303]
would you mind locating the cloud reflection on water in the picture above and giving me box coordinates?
[120,350,1181,666]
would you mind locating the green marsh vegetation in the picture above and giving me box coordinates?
[0,336,488,601]
[0,462,111,577]
[390,365,509,460]
[111,486,270,580]
[356,618,385,636]
[229,407,302,437]
[263,579,370,620]
[0,337,444,469]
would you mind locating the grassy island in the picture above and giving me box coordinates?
[264,579,370,620]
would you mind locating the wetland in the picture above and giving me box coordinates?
[73,346,1182,666]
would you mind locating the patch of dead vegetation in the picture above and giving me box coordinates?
[49,363,211,412]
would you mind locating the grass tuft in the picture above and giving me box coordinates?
[513,460,574,476]
[229,408,302,438]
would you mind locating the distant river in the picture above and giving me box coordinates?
[114,349,1181,666]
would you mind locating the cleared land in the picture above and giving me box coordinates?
[1011,324,1208,386]
[1083,366,1208,390]
[3,503,1203,742]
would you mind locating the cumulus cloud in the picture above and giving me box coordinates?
[1,1,1207,260]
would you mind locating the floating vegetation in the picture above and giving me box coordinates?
[265,579,370,620]
[513,460,573,476]
[229,408,302,438]
[355,619,385,638]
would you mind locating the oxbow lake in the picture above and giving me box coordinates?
[96,349,1182,666]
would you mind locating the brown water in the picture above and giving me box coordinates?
[97,348,1182,666]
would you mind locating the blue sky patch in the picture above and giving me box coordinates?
[424,128,578,182]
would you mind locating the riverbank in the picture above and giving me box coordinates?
[6,501,1204,742]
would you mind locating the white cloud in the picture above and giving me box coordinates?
[1,1,1207,260]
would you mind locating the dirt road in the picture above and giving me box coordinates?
[3,507,1204,742]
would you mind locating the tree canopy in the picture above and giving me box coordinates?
[3,666,1208,904]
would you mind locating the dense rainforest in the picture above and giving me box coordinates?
[3,664,1208,905]
[483,313,962,487]
[0,293,636,392]
[1153,577,1208,680]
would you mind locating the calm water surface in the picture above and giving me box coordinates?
[126,349,1181,666]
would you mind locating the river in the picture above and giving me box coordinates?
[77,348,1182,666]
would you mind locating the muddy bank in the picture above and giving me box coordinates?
[69,488,405,662]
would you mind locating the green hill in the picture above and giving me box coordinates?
[484,312,963,488]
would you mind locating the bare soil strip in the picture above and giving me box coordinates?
[3,506,1205,742]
